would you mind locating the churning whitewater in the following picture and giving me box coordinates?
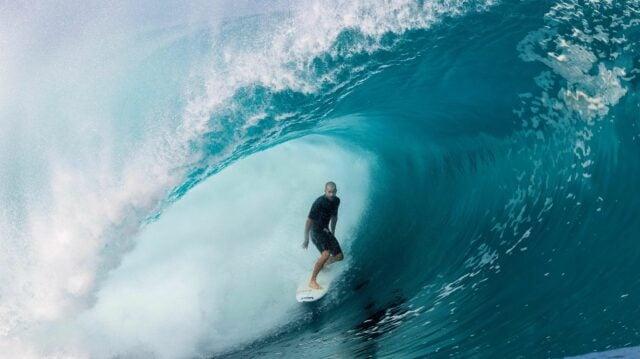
[1,0,640,358]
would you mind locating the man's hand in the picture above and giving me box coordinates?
[304,218,313,249]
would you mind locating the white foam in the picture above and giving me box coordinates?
[30,135,372,358]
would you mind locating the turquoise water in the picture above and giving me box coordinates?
[1,0,639,358]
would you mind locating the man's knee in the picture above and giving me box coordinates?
[320,250,330,259]
[334,252,344,261]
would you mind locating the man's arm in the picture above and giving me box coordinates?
[303,218,313,249]
[330,215,338,235]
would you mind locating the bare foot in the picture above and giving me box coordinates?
[309,281,322,290]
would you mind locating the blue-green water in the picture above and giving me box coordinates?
[1,0,639,358]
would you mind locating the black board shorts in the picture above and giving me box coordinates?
[310,229,342,256]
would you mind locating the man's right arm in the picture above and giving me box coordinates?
[303,218,313,249]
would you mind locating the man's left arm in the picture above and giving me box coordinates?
[330,199,339,235]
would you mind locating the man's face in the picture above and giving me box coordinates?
[325,186,337,200]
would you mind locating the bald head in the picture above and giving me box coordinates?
[324,181,337,200]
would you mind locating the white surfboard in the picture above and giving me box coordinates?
[296,268,333,302]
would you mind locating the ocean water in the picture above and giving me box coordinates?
[1,0,640,358]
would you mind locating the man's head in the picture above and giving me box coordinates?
[324,181,337,200]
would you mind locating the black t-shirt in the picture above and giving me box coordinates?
[308,195,340,232]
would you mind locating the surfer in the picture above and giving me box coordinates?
[302,181,344,289]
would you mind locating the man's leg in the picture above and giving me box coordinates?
[325,233,344,266]
[326,252,344,265]
[309,250,330,289]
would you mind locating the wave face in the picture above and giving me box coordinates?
[2,0,640,358]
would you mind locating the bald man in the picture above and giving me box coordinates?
[302,181,344,289]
